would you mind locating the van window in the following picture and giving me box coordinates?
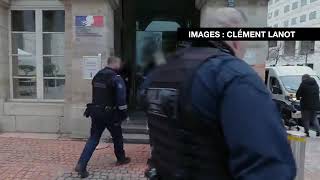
[280,75,320,93]
[270,77,282,94]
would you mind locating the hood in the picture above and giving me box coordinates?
[303,78,318,86]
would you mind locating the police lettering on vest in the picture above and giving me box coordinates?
[92,67,117,107]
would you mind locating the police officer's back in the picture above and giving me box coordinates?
[144,8,296,180]
[75,56,130,178]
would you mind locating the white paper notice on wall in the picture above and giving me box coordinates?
[82,54,102,79]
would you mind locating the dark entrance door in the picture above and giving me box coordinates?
[115,0,200,119]
[134,21,180,106]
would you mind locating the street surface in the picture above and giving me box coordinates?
[0,135,149,180]
[305,136,320,180]
[0,133,319,180]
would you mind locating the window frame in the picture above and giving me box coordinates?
[291,17,297,25]
[227,0,235,7]
[300,14,307,22]
[284,41,296,56]
[292,2,299,10]
[274,9,279,17]
[269,0,273,5]
[9,7,65,102]
[309,11,317,20]
[299,41,315,55]
[284,5,290,13]
[301,0,308,6]
[268,41,278,48]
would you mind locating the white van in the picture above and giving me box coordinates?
[265,65,320,119]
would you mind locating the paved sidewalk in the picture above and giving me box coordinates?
[0,137,149,180]
[305,137,320,180]
[0,134,319,180]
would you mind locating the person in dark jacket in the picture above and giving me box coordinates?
[75,56,131,178]
[142,7,296,180]
[296,74,320,137]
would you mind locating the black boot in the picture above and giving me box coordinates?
[145,167,158,179]
[305,131,310,137]
[317,132,320,137]
[145,158,155,177]
[75,163,89,178]
[116,157,131,166]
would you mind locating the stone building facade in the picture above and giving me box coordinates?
[0,0,268,137]
[267,0,320,73]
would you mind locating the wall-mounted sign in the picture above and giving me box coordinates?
[75,16,104,37]
[75,16,104,27]
[82,54,102,80]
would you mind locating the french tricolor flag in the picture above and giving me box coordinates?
[75,16,104,27]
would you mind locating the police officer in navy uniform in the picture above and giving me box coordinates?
[143,8,296,180]
[75,56,131,178]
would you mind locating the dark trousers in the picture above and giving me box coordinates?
[302,110,320,133]
[77,114,125,169]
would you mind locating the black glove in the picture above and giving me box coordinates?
[83,107,90,118]
[83,103,93,118]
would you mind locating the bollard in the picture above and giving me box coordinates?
[287,131,306,180]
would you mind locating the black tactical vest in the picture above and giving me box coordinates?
[146,46,233,180]
[92,67,116,106]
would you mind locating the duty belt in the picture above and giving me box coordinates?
[88,104,116,111]
[89,104,127,111]
[106,105,128,111]
[105,106,116,111]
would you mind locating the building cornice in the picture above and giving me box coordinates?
[0,0,9,8]
[107,0,119,10]
[196,0,269,10]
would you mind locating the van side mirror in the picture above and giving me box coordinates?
[272,86,282,94]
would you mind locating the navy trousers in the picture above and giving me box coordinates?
[77,111,125,169]
[302,110,320,133]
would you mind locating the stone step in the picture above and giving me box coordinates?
[122,124,148,135]
[105,133,149,144]
[123,133,149,144]
[122,123,149,144]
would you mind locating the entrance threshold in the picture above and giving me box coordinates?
[121,111,149,144]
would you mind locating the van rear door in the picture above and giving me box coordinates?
[265,69,269,86]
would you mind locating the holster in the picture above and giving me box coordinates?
[83,103,94,118]
[83,103,106,118]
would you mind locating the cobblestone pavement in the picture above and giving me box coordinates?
[0,137,149,180]
[0,135,320,180]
